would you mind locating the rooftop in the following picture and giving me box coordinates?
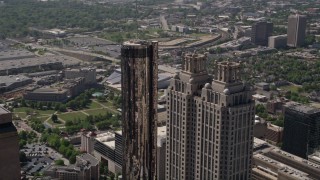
[77,153,99,166]
[0,49,35,61]
[0,106,12,125]
[0,75,32,87]
[0,55,81,71]
[32,87,68,94]
[0,106,10,115]
[285,104,320,114]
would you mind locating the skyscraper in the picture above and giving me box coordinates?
[0,106,21,179]
[166,53,255,180]
[121,40,158,180]
[282,104,320,158]
[251,21,273,46]
[287,14,307,47]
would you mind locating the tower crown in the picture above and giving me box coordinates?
[182,52,207,74]
[215,61,241,84]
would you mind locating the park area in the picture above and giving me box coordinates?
[13,99,120,129]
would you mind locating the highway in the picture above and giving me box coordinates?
[7,38,121,63]
[48,47,120,63]
[160,15,170,31]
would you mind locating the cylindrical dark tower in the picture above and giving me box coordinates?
[121,40,158,180]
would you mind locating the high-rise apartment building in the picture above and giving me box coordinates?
[287,14,307,47]
[0,106,21,179]
[121,40,158,180]
[166,53,255,180]
[251,21,273,46]
[282,104,320,158]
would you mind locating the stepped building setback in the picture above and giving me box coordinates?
[166,53,255,180]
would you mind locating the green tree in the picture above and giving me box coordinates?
[69,154,77,164]
[51,114,58,123]
[55,159,65,166]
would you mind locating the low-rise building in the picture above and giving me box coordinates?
[267,100,284,114]
[265,123,283,145]
[24,78,85,102]
[24,87,69,102]
[0,49,35,61]
[0,55,80,76]
[268,35,287,49]
[256,82,270,91]
[0,75,32,93]
[65,68,97,85]
[44,153,99,180]
[252,138,320,180]
[82,126,167,180]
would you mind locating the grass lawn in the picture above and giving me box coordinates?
[84,108,112,116]
[13,107,56,115]
[100,101,113,107]
[58,112,87,121]
[37,116,51,122]
[14,112,28,119]
[87,101,102,109]
[280,85,301,93]
[100,101,119,112]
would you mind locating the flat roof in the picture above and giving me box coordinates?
[285,104,320,114]
[0,75,32,86]
[103,140,115,150]
[0,49,35,60]
[0,106,10,115]
[32,88,67,94]
[0,55,81,71]
[78,153,99,166]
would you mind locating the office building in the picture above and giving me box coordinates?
[81,131,97,154]
[44,153,99,180]
[268,35,287,49]
[282,104,320,158]
[0,106,21,179]
[121,40,158,180]
[166,53,255,180]
[251,21,273,46]
[287,14,307,47]
[65,68,97,85]
[265,123,283,145]
[88,126,167,180]
[24,77,85,102]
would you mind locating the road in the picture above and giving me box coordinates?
[47,47,120,63]
[160,15,169,31]
[7,38,121,64]
[158,65,179,74]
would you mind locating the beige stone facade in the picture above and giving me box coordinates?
[166,54,255,180]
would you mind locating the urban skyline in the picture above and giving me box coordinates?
[1,0,320,179]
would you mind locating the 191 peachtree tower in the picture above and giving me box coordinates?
[121,40,158,180]
[166,53,255,180]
